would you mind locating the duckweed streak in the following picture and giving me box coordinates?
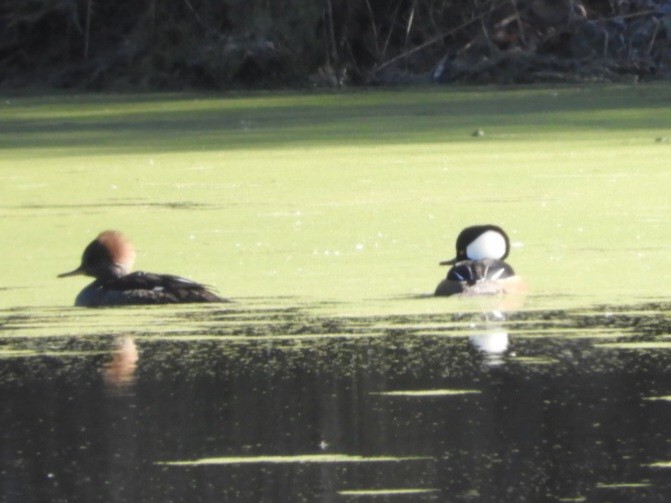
[509,356,558,365]
[595,342,671,350]
[643,396,671,401]
[595,482,652,489]
[157,454,434,466]
[337,488,439,496]
[647,461,671,468]
[370,389,480,397]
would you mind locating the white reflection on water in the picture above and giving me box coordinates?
[469,331,509,365]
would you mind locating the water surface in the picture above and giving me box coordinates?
[2,85,671,501]
[4,299,671,502]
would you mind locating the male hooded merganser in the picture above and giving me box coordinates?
[59,230,227,306]
[434,225,524,296]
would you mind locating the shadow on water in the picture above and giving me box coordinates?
[3,299,671,502]
[3,85,671,155]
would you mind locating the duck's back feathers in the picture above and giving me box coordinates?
[435,259,522,297]
[75,271,227,307]
[446,259,515,284]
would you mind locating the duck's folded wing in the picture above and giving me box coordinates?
[446,259,516,284]
[106,272,226,303]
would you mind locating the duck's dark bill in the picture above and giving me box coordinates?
[58,267,84,278]
[439,258,457,266]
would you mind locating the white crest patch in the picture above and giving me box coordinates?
[466,230,507,260]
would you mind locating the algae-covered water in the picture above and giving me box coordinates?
[2,85,671,502]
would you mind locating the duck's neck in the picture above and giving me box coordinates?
[90,263,129,281]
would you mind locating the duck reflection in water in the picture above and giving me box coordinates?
[102,336,139,388]
[467,311,510,366]
[59,230,227,307]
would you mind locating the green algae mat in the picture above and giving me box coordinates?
[1,84,670,312]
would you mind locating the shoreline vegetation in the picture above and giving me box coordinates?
[2,0,671,91]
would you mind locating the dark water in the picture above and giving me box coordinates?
[3,301,671,502]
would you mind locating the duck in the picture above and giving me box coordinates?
[58,230,227,306]
[434,224,524,296]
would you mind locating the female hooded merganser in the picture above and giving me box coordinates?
[59,230,227,307]
[434,225,524,296]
